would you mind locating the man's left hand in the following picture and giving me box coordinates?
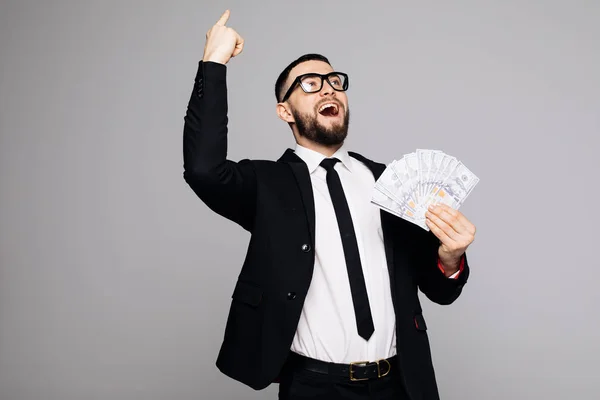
[425,203,476,274]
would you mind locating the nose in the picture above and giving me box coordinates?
[319,78,336,97]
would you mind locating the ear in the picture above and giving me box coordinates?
[276,103,295,123]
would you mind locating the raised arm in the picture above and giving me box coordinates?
[182,10,256,231]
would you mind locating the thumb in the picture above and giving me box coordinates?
[231,34,244,57]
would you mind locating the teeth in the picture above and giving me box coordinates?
[319,103,338,113]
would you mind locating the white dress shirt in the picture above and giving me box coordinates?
[290,144,397,363]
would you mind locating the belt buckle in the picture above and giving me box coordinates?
[349,361,369,381]
[377,358,391,378]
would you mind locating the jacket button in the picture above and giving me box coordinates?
[287,292,296,300]
[301,244,311,252]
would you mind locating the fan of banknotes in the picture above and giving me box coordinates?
[371,149,479,230]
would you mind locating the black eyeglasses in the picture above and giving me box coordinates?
[281,72,349,102]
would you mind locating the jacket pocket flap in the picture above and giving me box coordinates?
[414,314,427,331]
[232,280,262,307]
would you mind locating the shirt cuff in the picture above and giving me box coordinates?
[437,255,465,279]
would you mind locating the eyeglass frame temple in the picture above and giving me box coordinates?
[280,72,349,103]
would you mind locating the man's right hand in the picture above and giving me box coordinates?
[202,10,244,65]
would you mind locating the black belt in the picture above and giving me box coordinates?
[288,352,396,382]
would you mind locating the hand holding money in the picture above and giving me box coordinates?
[371,149,479,273]
[203,10,245,65]
[425,203,476,273]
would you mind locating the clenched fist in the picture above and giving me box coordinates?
[203,10,244,65]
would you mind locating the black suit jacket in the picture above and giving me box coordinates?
[182,61,470,400]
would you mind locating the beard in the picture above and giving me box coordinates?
[292,105,350,146]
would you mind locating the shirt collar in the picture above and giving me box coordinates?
[293,143,354,174]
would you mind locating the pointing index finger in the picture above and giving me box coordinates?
[216,9,230,26]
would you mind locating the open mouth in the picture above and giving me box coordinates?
[318,102,340,117]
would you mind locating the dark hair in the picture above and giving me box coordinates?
[275,53,331,102]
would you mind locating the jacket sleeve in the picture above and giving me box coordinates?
[411,228,470,305]
[182,61,257,231]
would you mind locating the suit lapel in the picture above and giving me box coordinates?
[278,149,316,247]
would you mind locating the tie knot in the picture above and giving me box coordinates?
[320,157,340,172]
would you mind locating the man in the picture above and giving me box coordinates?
[183,9,476,400]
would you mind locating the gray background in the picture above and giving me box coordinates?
[1,0,598,399]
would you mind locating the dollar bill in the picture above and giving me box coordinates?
[374,163,419,215]
[435,161,479,208]
[371,184,427,229]
[389,158,419,211]
[416,149,430,199]
[428,150,446,200]
[422,155,459,207]
[404,152,421,205]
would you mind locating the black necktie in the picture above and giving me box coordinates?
[320,158,375,341]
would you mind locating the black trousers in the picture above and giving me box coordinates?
[277,353,409,400]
